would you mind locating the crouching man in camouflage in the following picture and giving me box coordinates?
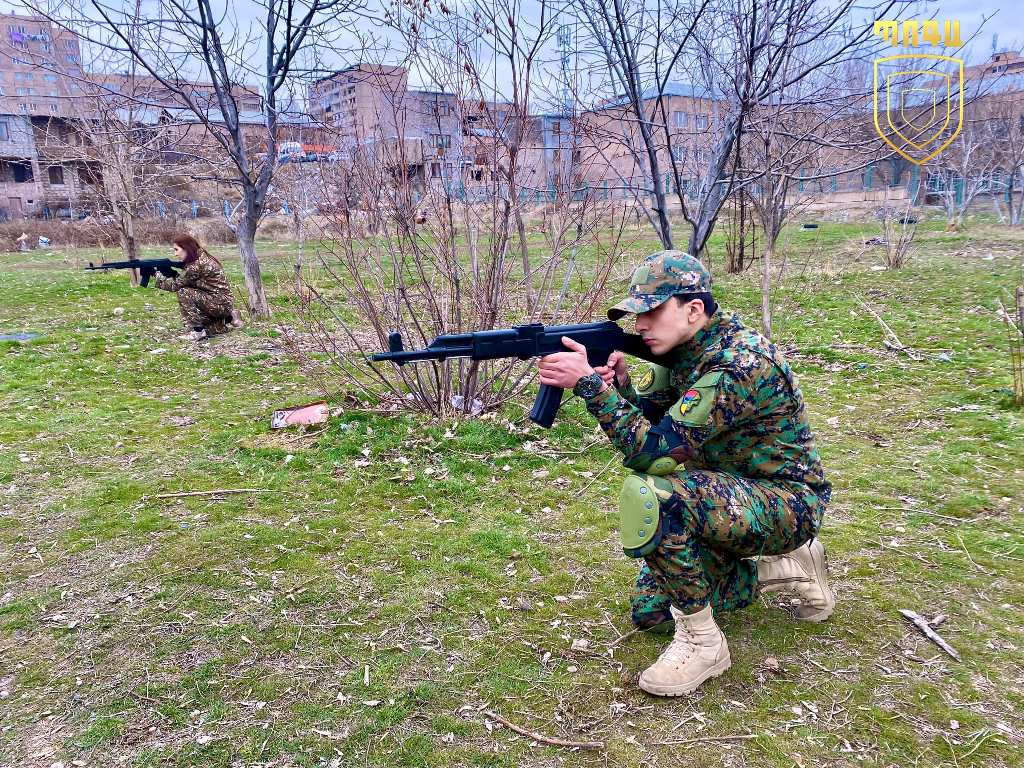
[537,251,834,697]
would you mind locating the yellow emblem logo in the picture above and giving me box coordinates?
[871,20,964,165]
[637,367,655,391]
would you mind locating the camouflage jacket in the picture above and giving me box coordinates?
[582,310,830,497]
[155,252,231,296]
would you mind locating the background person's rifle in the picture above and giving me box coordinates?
[371,321,671,427]
[86,258,183,288]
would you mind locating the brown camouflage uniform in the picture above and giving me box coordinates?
[575,252,830,626]
[155,252,236,334]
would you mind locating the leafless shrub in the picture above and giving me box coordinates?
[877,203,918,270]
[295,156,634,419]
[999,287,1024,406]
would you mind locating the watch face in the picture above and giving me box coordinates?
[576,373,603,398]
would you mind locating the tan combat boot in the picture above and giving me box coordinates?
[638,605,731,697]
[757,538,835,622]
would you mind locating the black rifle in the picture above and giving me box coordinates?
[371,321,670,428]
[86,258,183,288]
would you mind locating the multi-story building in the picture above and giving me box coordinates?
[0,12,84,217]
[310,65,468,188]
[0,12,273,219]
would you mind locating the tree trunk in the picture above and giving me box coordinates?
[237,215,270,318]
[119,208,140,287]
[760,240,773,338]
[514,204,534,315]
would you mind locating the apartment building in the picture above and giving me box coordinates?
[0,12,273,219]
[311,65,469,187]
[0,12,85,217]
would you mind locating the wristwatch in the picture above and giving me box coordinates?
[573,372,605,399]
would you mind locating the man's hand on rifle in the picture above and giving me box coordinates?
[595,351,629,389]
[537,336,598,390]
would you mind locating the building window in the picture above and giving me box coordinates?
[671,145,685,162]
[64,39,75,49]
[432,102,451,117]
[65,54,79,64]
[0,122,8,141]
[44,74,58,83]
[49,104,58,114]
[672,111,687,128]
[430,162,441,178]
[695,114,709,131]
[15,72,33,82]
[48,166,64,185]
[12,162,32,182]
[429,134,451,149]
[551,121,561,135]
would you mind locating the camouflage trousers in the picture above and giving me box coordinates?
[177,288,235,335]
[630,470,825,628]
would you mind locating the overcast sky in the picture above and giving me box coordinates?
[1,0,1018,95]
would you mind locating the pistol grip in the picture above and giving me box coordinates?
[530,384,564,428]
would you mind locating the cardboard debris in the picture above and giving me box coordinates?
[271,401,329,429]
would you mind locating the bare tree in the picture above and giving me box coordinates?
[37,0,356,317]
[571,0,901,261]
[929,116,998,231]
[741,59,894,334]
[985,88,1024,227]
[291,1,639,419]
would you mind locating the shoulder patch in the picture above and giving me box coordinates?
[669,371,724,426]
[636,363,671,395]
[637,367,655,391]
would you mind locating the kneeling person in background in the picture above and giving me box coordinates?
[157,234,240,341]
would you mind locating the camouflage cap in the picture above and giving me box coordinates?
[608,250,712,320]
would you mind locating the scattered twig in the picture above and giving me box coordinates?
[899,609,961,661]
[579,455,620,494]
[606,628,641,650]
[955,532,990,573]
[282,426,329,443]
[484,709,605,750]
[146,488,275,500]
[651,734,760,746]
[856,297,922,360]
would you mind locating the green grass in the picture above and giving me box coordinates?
[1,217,1022,767]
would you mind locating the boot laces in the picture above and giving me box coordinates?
[661,625,696,664]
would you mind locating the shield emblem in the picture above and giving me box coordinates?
[873,54,963,165]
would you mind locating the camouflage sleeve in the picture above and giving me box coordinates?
[582,367,757,472]
[155,259,214,293]
[156,263,197,292]
[615,376,640,406]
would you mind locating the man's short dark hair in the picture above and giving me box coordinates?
[675,292,717,316]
